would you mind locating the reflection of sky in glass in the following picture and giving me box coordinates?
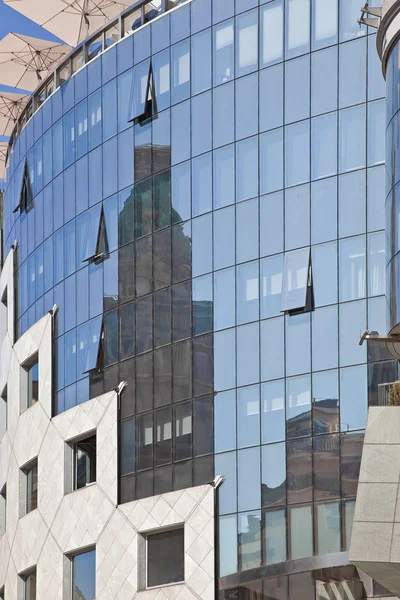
[73,550,95,600]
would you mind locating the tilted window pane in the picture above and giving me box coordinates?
[281,248,310,312]
[129,60,150,121]
[83,316,103,373]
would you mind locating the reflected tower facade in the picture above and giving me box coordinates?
[0,0,391,598]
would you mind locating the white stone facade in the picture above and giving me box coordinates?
[0,248,215,600]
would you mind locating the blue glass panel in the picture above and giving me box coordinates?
[88,89,102,149]
[215,451,237,514]
[237,322,259,386]
[339,300,367,366]
[311,46,338,116]
[285,54,310,124]
[312,0,338,49]
[52,119,63,176]
[171,39,190,104]
[88,147,102,205]
[213,82,234,148]
[117,33,133,75]
[286,0,310,59]
[260,129,283,194]
[260,64,283,132]
[286,313,311,376]
[192,29,211,94]
[368,100,385,167]
[236,198,258,263]
[235,72,258,140]
[340,365,367,431]
[102,45,117,84]
[236,137,258,202]
[192,153,212,217]
[260,1,283,66]
[312,241,338,307]
[339,37,366,108]
[153,49,170,112]
[192,91,212,157]
[339,170,366,238]
[214,328,236,391]
[260,192,284,257]
[171,161,191,222]
[312,307,338,371]
[74,66,87,103]
[311,177,337,244]
[134,26,150,63]
[237,260,259,325]
[118,128,134,191]
[262,379,285,443]
[214,19,234,85]
[171,100,190,165]
[261,317,284,381]
[192,214,212,277]
[339,104,366,173]
[238,447,260,511]
[75,99,88,159]
[237,384,260,448]
[171,2,190,43]
[103,137,117,199]
[76,155,89,215]
[102,79,118,141]
[53,174,64,232]
[64,164,76,224]
[285,120,310,187]
[236,9,258,77]
[213,145,235,208]
[285,184,310,250]
[151,13,170,54]
[260,254,283,318]
[214,206,235,270]
[118,69,133,131]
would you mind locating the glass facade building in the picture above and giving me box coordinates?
[1,0,393,597]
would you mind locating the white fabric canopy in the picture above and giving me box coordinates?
[0,91,30,136]
[0,33,70,91]
[4,0,134,47]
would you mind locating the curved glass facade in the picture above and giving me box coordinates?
[2,0,392,596]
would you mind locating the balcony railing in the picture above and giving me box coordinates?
[377,381,400,406]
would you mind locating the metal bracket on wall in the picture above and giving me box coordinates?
[358,2,382,29]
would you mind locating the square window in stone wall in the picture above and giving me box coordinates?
[146,527,184,588]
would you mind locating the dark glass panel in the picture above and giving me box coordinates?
[118,187,135,246]
[121,417,135,475]
[136,469,154,499]
[174,460,192,490]
[136,411,153,470]
[103,364,119,394]
[341,431,364,497]
[194,455,214,486]
[173,282,192,342]
[120,474,135,503]
[135,177,153,238]
[119,358,135,418]
[104,309,118,366]
[194,395,213,456]
[136,296,153,354]
[154,465,173,495]
[135,236,152,297]
[193,334,213,397]
[154,288,171,348]
[135,352,153,414]
[286,437,312,504]
[172,221,192,283]
[154,346,172,408]
[135,121,152,182]
[118,243,135,304]
[155,406,172,466]
[152,108,171,173]
[153,228,172,290]
[313,433,340,500]
[174,400,192,461]
[119,302,135,360]
[173,340,192,403]
[153,169,171,231]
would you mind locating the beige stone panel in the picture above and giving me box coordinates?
[350,521,393,563]
[359,444,400,483]
[354,483,398,522]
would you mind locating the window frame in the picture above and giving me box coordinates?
[280,247,314,314]
[21,568,37,600]
[23,459,38,515]
[145,526,185,589]
[67,547,96,600]
[74,433,97,491]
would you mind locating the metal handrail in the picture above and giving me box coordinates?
[378,381,400,406]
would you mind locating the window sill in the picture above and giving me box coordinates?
[146,581,185,591]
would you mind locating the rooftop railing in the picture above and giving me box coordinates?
[377,381,400,406]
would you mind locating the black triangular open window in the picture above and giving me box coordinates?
[94,207,110,263]
[83,206,109,265]
[13,160,33,214]
[128,60,157,125]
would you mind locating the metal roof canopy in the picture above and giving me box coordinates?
[0,33,70,92]
[4,0,134,47]
[0,91,30,137]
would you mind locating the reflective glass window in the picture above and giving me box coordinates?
[238,385,260,448]
[214,267,235,331]
[215,451,237,514]
[289,505,313,559]
[192,29,211,95]
[286,0,310,58]
[312,0,338,49]
[367,166,385,232]
[214,204,235,269]
[260,1,283,67]
[88,89,102,149]
[286,313,311,377]
[118,68,132,131]
[339,235,366,301]
[260,192,284,257]
[368,34,385,101]
[238,447,260,511]
[311,46,338,116]
[171,162,191,222]
[312,241,337,306]
[264,509,287,565]
[219,515,238,577]
[237,260,259,325]
[237,322,259,387]
[312,306,338,371]
[340,364,367,431]
[192,274,213,336]
[260,129,283,194]
[192,92,212,157]
[286,374,311,439]
[339,104,366,173]
[213,82,234,148]
[213,145,235,208]
[262,443,286,507]
[214,20,234,85]
[314,434,340,500]
[238,510,261,571]
[262,379,285,443]
[339,37,366,108]
[317,502,341,554]
[368,231,385,297]
[340,0,365,41]
[339,300,367,367]
[285,120,310,187]
[261,254,283,318]
[171,100,190,165]
[287,437,312,503]
[285,55,310,124]
[153,49,170,113]
[236,198,258,262]
[171,39,190,105]
[339,170,366,238]
[215,390,236,453]
[311,177,337,244]
[368,100,385,167]
[192,153,212,217]
[236,73,258,140]
[261,317,284,381]
[285,184,310,250]
[281,248,310,312]
[236,9,258,77]
[311,113,337,180]
[192,214,212,277]
[260,64,283,132]
[102,79,117,140]
[312,369,339,435]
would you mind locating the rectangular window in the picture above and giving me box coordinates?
[74,434,96,490]
[71,549,96,600]
[147,528,184,587]
[27,358,39,408]
[22,569,36,600]
[25,461,38,514]
[281,248,313,313]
